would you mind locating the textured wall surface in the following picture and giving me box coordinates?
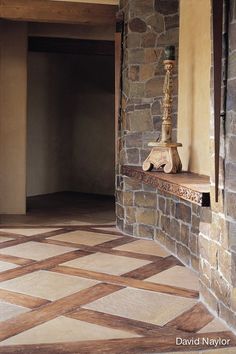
[117,176,202,272]
[199,0,236,332]
[117,0,179,170]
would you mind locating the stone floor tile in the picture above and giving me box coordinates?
[114,239,170,257]
[0,316,140,346]
[49,230,120,246]
[62,252,151,276]
[84,287,197,326]
[0,241,75,260]
[145,265,199,291]
[0,270,98,301]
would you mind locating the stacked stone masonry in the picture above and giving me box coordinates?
[116,0,236,334]
[199,0,236,331]
[118,0,179,168]
[117,176,202,273]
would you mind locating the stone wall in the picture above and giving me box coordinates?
[199,0,236,331]
[117,176,203,272]
[117,0,179,169]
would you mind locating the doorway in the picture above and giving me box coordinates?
[25,37,115,224]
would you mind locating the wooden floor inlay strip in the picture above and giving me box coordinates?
[164,302,214,333]
[52,266,199,299]
[0,283,123,342]
[0,250,91,282]
[0,288,50,309]
[67,308,186,337]
[122,256,182,280]
[0,332,235,354]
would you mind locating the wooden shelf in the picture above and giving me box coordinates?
[122,166,210,207]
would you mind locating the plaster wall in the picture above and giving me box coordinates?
[0,21,28,214]
[178,0,211,176]
[27,52,115,197]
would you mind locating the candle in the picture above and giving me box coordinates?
[164,46,175,60]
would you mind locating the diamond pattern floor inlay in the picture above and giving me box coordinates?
[0,225,235,354]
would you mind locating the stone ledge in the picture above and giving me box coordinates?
[121,165,210,207]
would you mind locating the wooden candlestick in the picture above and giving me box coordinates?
[142,54,182,173]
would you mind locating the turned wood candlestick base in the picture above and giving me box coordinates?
[143,142,182,174]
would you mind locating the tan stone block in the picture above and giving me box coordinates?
[144,48,161,64]
[175,203,191,223]
[180,224,189,245]
[135,191,157,208]
[176,243,190,266]
[136,208,157,226]
[210,186,224,213]
[161,215,170,234]
[170,218,180,241]
[116,204,124,219]
[155,230,166,246]
[231,288,236,312]
[218,249,231,283]
[200,281,219,314]
[145,77,163,97]
[139,64,155,81]
[199,234,210,262]
[137,224,154,239]
[123,177,142,191]
[199,222,211,236]
[189,232,198,255]
[123,191,134,206]
[129,82,145,98]
[128,65,139,81]
[199,258,211,288]
[141,32,156,48]
[128,109,152,131]
[157,28,179,45]
[191,255,199,272]
[129,18,147,33]
[127,48,145,64]
[211,269,231,307]
[129,0,154,19]
[125,206,136,224]
[146,13,165,33]
[127,33,141,48]
[219,302,236,330]
[165,235,176,254]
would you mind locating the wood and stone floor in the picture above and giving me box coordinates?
[0,194,235,353]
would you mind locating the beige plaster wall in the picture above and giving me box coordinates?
[27,52,115,197]
[27,52,72,196]
[0,21,28,214]
[178,0,211,175]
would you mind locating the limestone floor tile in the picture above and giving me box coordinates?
[0,316,140,346]
[49,230,120,246]
[198,318,229,333]
[62,252,151,276]
[0,301,28,322]
[0,270,98,301]
[114,239,170,257]
[0,241,75,261]
[0,228,60,236]
[0,236,14,243]
[0,261,18,272]
[84,287,197,326]
[145,265,199,291]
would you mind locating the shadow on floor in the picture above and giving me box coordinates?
[0,192,115,227]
